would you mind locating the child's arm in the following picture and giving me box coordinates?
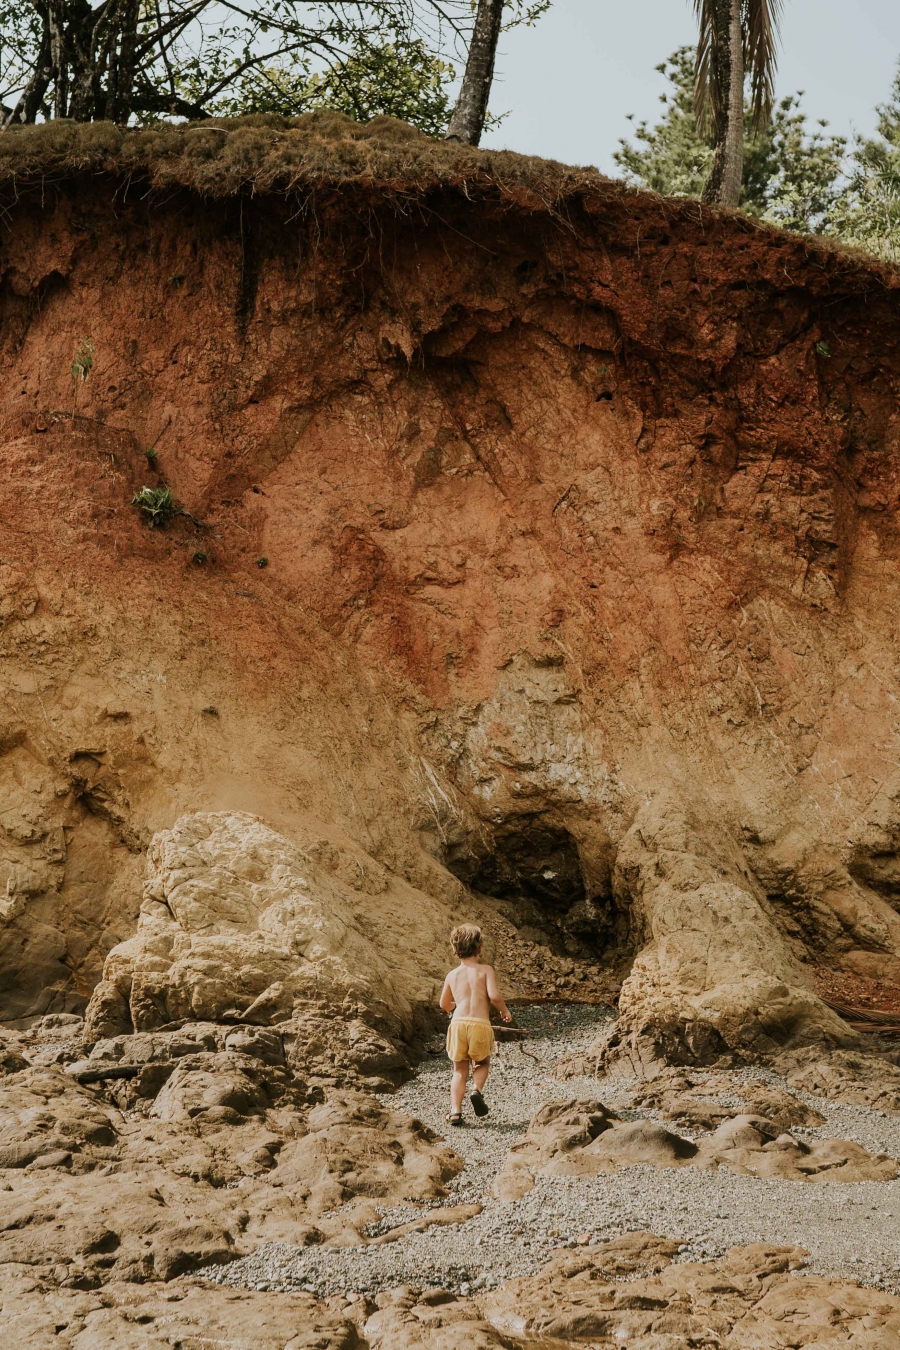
[486,966,512,1022]
[439,975,455,1016]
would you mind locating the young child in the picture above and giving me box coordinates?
[440,923,512,1125]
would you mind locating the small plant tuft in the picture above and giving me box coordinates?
[192,548,209,565]
[815,340,832,357]
[132,484,203,531]
[144,447,159,464]
[256,556,269,568]
[132,485,179,527]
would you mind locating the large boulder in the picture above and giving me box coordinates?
[0,1066,120,1172]
[85,813,399,1039]
[583,797,857,1074]
[268,1090,463,1213]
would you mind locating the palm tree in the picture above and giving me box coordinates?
[694,0,784,206]
[444,0,505,145]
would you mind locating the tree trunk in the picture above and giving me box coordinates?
[445,0,504,146]
[68,0,105,122]
[104,0,140,122]
[1,18,53,126]
[701,0,745,207]
[47,0,69,118]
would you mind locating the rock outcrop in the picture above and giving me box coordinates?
[481,1234,900,1348]
[0,1272,363,1348]
[84,811,401,1039]
[776,1046,900,1113]
[7,1233,900,1348]
[0,1013,461,1296]
[347,1235,900,1348]
[622,1066,827,1131]
[493,1096,899,1200]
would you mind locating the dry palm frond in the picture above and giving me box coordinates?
[693,0,722,138]
[693,0,784,136]
[744,0,784,130]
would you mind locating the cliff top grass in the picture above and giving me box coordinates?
[0,111,612,209]
[0,113,896,282]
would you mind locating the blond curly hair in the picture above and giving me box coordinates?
[450,923,483,959]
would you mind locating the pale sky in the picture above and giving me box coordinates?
[480,0,900,175]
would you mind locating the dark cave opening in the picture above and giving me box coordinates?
[446,821,615,959]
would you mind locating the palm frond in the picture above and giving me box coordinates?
[693,0,784,135]
[744,0,784,130]
[692,0,720,137]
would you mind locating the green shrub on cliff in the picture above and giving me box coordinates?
[132,486,179,528]
[132,485,203,531]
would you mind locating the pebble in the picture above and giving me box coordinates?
[201,1004,900,1300]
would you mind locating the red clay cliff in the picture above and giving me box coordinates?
[1,115,900,1069]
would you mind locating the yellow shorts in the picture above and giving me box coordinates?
[446,1018,495,1063]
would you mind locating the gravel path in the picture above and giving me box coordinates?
[204,1003,900,1300]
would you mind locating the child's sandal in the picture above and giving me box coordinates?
[447,1112,464,1127]
[470,1091,489,1117]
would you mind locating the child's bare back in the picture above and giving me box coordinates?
[444,960,495,1021]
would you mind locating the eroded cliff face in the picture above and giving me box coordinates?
[2,134,900,1065]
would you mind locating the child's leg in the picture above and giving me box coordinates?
[450,1059,469,1114]
[472,1056,490,1094]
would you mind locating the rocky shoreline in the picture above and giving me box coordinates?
[4,1000,900,1344]
[202,1003,900,1303]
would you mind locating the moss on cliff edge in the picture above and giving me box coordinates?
[0,111,611,209]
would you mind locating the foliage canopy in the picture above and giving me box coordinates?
[616,48,900,261]
[0,0,545,135]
